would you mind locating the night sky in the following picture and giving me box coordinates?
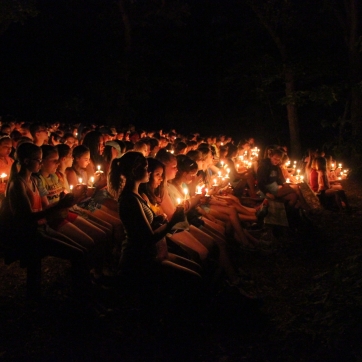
[0,0,351,150]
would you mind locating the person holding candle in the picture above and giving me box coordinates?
[56,143,114,238]
[138,157,203,273]
[169,154,260,248]
[224,143,257,198]
[108,151,201,316]
[257,148,299,206]
[36,145,107,254]
[66,144,123,235]
[3,142,90,294]
[82,131,107,188]
[139,151,252,294]
[189,146,262,223]
[310,156,350,211]
[0,136,14,186]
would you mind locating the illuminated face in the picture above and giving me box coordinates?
[137,162,150,183]
[183,170,197,184]
[27,150,43,173]
[139,144,148,157]
[64,137,76,148]
[98,138,105,155]
[270,154,282,166]
[0,139,12,157]
[64,151,74,168]
[76,151,91,169]
[151,167,163,188]
[164,159,178,181]
[36,128,49,143]
[204,151,213,168]
[41,151,60,174]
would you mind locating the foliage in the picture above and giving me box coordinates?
[0,0,38,34]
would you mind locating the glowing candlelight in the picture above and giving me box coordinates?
[183,187,188,200]
[221,161,224,167]
[0,173,7,183]
[297,169,300,175]
[338,163,342,168]
[205,188,209,196]
[196,186,202,194]
[218,171,222,177]
[90,176,95,186]
[236,163,239,169]
[177,197,181,205]
[300,175,304,182]
[286,178,290,183]
[69,184,74,191]
[294,161,297,164]
[97,165,101,171]
[170,150,174,154]
[331,163,335,170]
[293,165,296,169]
[213,178,218,186]
[78,177,83,184]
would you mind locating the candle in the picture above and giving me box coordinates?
[331,163,335,170]
[236,163,239,169]
[338,163,342,168]
[297,169,300,175]
[170,150,174,154]
[294,161,297,164]
[177,198,181,205]
[300,176,304,182]
[293,165,296,169]
[286,178,290,183]
[97,165,101,171]
[78,177,83,184]
[205,188,209,196]
[183,187,188,200]
[213,178,218,186]
[0,173,7,183]
[69,184,74,191]
[90,176,95,186]
[218,171,222,177]
[196,186,202,194]
[221,161,224,167]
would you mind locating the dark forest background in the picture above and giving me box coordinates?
[0,0,361,160]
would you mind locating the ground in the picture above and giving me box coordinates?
[1,179,362,361]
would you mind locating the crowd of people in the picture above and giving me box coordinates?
[0,118,351,314]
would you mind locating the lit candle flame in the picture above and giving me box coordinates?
[183,187,188,200]
[78,177,83,184]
